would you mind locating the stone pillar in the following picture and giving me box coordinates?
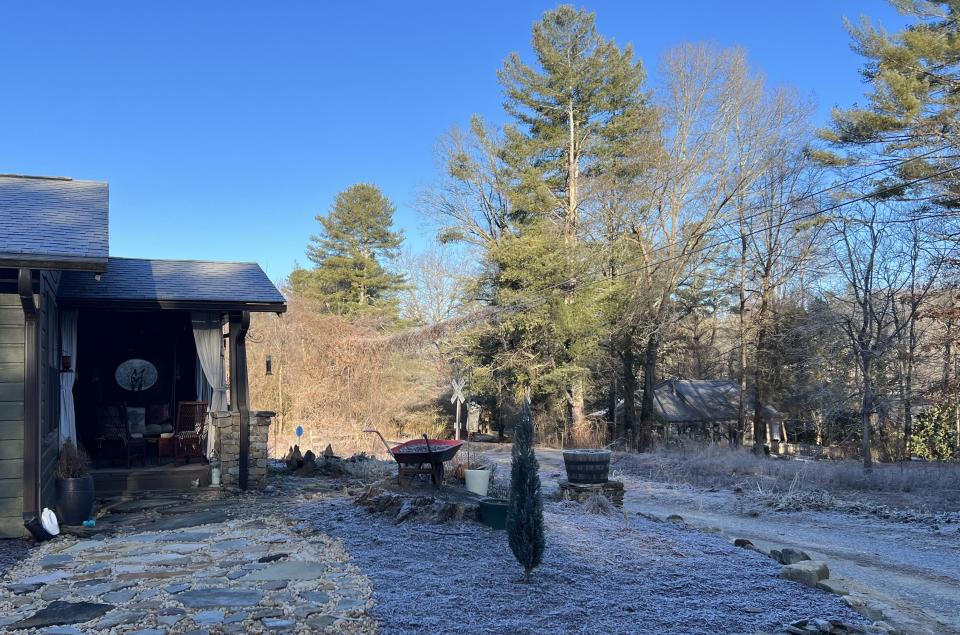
[248,412,272,485]
[212,412,239,488]
[212,410,273,488]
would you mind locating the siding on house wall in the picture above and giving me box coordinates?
[0,292,25,537]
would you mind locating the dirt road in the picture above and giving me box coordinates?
[482,446,960,634]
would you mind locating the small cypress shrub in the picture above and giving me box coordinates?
[507,400,545,582]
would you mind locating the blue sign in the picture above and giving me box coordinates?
[295,425,304,438]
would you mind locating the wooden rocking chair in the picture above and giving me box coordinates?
[173,401,208,462]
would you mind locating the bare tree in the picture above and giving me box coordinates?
[420,117,514,249]
[830,202,940,469]
[398,244,474,325]
[625,44,757,447]
[615,44,806,449]
[738,148,825,453]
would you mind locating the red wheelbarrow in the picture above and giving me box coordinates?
[364,430,464,487]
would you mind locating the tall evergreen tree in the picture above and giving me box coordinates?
[495,4,654,431]
[499,4,653,239]
[507,397,545,583]
[291,183,405,319]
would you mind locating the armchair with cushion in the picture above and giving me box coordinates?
[145,404,175,437]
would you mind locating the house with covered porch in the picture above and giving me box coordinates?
[0,174,285,538]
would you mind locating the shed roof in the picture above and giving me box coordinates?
[653,379,782,423]
[59,257,286,312]
[0,174,109,271]
[594,380,783,424]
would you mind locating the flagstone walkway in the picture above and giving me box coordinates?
[0,490,375,634]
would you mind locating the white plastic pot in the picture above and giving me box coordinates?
[464,469,490,496]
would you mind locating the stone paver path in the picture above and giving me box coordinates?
[0,496,375,634]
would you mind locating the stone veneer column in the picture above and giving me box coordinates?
[248,412,272,485]
[212,411,272,489]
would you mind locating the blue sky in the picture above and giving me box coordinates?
[1,1,908,282]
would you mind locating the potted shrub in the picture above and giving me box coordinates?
[56,440,95,525]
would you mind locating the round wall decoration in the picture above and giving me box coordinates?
[115,358,159,392]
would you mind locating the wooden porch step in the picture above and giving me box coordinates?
[92,463,211,497]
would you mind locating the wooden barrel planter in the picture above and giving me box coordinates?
[562,449,611,484]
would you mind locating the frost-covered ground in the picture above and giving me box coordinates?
[480,446,960,633]
[299,497,865,635]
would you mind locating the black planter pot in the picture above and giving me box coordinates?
[56,475,95,525]
[479,497,508,530]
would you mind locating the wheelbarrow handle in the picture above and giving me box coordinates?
[363,429,394,456]
[422,434,433,456]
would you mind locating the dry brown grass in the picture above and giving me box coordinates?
[615,442,960,510]
[529,410,615,450]
[567,418,612,449]
[582,492,615,516]
[247,295,450,459]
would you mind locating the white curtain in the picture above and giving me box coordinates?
[195,357,210,404]
[192,312,227,457]
[58,310,79,448]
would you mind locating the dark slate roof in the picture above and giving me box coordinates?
[0,175,109,270]
[653,380,782,423]
[598,379,783,424]
[59,257,286,311]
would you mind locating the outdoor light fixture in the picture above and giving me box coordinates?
[94,273,101,282]
[265,355,273,376]
[60,355,72,372]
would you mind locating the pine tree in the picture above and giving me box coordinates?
[499,4,653,239]
[494,4,654,431]
[475,220,599,422]
[507,397,545,583]
[819,1,960,205]
[292,183,405,319]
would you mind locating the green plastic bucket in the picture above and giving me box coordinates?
[478,497,508,530]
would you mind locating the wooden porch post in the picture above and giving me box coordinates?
[228,311,251,490]
[18,269,39,529]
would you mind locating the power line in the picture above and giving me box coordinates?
[503,163,960,311]
[505,145,955,305]
[715,143,955,239]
